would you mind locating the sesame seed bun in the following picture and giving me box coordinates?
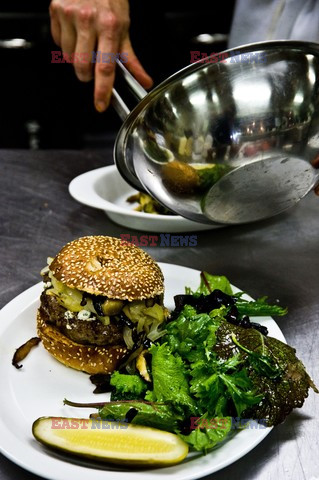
[37,310,127,374]
[49,236,164,301]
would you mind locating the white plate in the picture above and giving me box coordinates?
[0,263,286,480]
[69,166,216,233]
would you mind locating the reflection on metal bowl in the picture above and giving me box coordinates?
[114,41,319,225]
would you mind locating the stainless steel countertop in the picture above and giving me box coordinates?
[0,147,318,480]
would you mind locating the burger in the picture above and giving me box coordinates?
[37,236,167,375]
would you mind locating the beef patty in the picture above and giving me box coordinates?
[39,292,124,346]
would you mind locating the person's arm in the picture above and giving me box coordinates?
[50,0,153,112]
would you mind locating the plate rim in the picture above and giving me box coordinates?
[69,165,185,221]
[0,263,286,480]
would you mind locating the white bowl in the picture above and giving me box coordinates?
[69,165,218,232]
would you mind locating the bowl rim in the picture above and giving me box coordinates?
[68,164,214,225]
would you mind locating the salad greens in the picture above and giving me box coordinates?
[215,320,318,424]
[65,272,317,453]
[110,372,147,400]
[235,295,288,317]
[144,344,196,414]
[187,271,288,317]
[187,272,233,296]
[231,334,283,380]
[99,401,181,433]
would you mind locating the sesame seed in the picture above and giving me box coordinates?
[49,235,164,301]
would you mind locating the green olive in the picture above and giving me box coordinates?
[102,299,124,316]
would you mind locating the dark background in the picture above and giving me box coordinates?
[0,0,235,149]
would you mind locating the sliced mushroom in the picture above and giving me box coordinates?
[12,337,41,369]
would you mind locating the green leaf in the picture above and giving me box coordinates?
[218,354,244,372]
[196,272,233,296]
[214,321,318,425]
[164,306,222,363]
[192,371,224,415]
[99,402,180,432]
[148,343,196,414]
[231,333,283,379]
[219,370,263,416]
[110,372,147,398]
[189,352,258,418]
[179,414,232,452]
[235,295,288,317]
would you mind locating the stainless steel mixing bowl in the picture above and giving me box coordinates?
[113,41,319,225]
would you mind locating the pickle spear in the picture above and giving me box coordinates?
[32,417,189,466]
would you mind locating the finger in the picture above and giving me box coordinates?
[59,8,77,60]
[121,39,153,89]
[49,4,61,46]
[94,35,119,112]
[94,10,127,112]
[73,8,96,82]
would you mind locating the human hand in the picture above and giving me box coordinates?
[50,0,153,112]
